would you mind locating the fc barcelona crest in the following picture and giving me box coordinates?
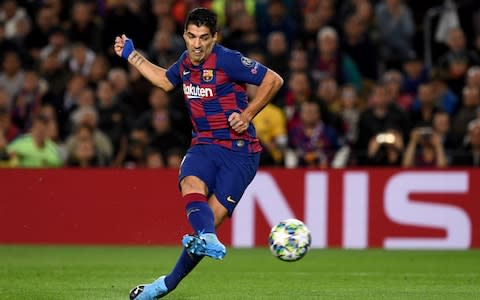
[202,69,214,82]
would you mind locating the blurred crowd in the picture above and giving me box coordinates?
[0,0,480,168]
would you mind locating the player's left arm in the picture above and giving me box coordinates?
[229,69,283,133]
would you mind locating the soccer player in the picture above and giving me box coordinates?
[114,8,283,300]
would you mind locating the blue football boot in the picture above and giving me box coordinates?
[182,233,226,260]
[129,275,169,299]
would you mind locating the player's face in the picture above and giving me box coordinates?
[183,24,217,65]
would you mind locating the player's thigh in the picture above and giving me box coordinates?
[179,145,216,196]
[214,149,260,216]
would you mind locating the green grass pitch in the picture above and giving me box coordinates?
[1,246,479,300]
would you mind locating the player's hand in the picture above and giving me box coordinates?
[114,34,135,60]
[228,112,250,134]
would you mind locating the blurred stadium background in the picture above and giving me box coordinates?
[1,0,480,299]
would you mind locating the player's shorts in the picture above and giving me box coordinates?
[179,144,260,216]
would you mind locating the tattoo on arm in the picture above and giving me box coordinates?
[129,51,144,66]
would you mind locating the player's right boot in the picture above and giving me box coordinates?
[182,233,226,260]
[129,275,169,299]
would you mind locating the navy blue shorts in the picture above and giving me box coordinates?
[179,144,260,216]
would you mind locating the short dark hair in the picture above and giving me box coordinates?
[184,8,217,36]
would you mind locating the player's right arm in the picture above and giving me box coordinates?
[114,34,175,92]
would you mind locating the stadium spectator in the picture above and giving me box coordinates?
[375,0,415,68]
[76,87,96,109]
[451,118,480,166]
[67,106,113,163]
[68,42,96,76]
[452,86,480,143]
[39,103,60,145]
[285,71,314,130]
[402,126,448,168]
[106,67,136,120]
[0,107,19,142]
[11,14,31,53]
[409,83,441,128]
[148,108,188,162]
[341,14,378,81]
[402,53,430,97]
[148,29,184,69]
[144,0,174,42]
[0,129,15,167]
[38,52,70,96]
[250,84,287,166]
[47,74,88,140]
[466,66,480,89]
[429,71,459,116]
[339,0,373,25]
[288,101,339,167]
[0,20,24,62]
[382,69,413,112]
[123,127,149,168]
[211,0,254,29]
[127,62,153,116]
[158,15,185,50]
[288,48,309,73]
[0,50,25,101]
[298,11,324,53]
[438,27,480,94]
[103,0,145,56]
[221,12,262,55]
[316,76,341,115]
[135,87,171,131]
[96,80,131,166]
[24,5,59,60]
[432,111,456,162]
[144,148,164,168]
[312,26,362,92]
[265,31,290,80]
[66,1,103,52]
[356,84,410,164]
[65,123,109,167]
[6,114,62,167]
[314,77,344,134]
[366,129,404,166]
[0,88,10,111]
[39,26,69,66]
[87,54,110,89]
[0,0,29,39]
[339,84,361,144]
[257,0,297,46]
[165,147,185,168]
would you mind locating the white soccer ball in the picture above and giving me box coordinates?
[268,218,312,262]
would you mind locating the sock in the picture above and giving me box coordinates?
[184,193,215,234]
[164,249,203,291]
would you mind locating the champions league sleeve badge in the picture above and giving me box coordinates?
[241,56,254,67]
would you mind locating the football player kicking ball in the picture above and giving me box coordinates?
[114,7,283,300]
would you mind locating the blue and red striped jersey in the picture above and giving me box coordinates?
[165,44,268,153]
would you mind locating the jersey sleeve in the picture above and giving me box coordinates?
[221,50,268,86]
[165,56,183,87]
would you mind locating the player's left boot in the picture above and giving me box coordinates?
[182,233,226,259]
[129,275,169,299]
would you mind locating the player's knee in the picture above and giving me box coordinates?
[180,176,208,195]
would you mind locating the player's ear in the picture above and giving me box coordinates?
[213,32,218,43]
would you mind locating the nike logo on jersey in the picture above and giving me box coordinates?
[183,70,190,75]
[226,196,236,204]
